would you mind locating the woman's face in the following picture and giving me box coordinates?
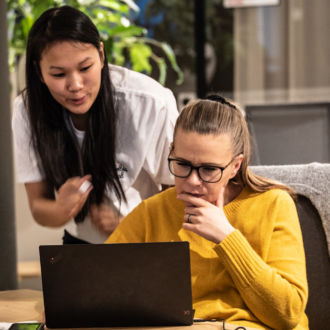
[39,41,104,128]
[172,128,243,205]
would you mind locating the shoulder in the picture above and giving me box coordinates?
[242,185,292,200]
[236,187,296,211]
[232,187,299,234]
[109,64,177,108]
[12,94,25,116]
[12,93,29,129]
[261,188,294,205]
[250,189,298,220]
[118,187,177,226]
[129,187,179,217]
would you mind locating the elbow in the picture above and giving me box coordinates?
[30,209,50,227]
[269,292,307,329]
[262,307,305,330]
[252,286,308,330]
[29,205,43,226]
[30,203,68,228]
[274,314,304,330]
[284,298,307,329]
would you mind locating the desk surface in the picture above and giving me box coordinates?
[0,290,258,330]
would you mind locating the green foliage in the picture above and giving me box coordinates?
[6,0,183,85]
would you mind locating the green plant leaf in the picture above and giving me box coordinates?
[159,42,184,84]
[107,25,146,38]
[137,37,184,85]
[129,43,152,73]
[97,0,129,13]
[112,42,126,66]
[152,56,166,85]
[121,0,139,12]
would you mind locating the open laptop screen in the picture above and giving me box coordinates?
[39,242,193,328]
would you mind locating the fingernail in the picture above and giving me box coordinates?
[78,180,91,194]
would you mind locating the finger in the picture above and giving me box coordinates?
[177,193,207,207]
[82,174,92,181]
[77,174,92,192]
[182,222,195,231]
[78,181,93,195]
[184,206,200,217]
[216,186,226,208]
[184,213,191,223]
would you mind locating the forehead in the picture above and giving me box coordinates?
[173,128,233,164]
[40,41,98,64]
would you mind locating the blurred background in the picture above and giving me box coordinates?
[1,0,329,289]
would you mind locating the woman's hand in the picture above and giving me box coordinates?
[90,203,122,236]
[56,175,93,221]
[177,187,235,244]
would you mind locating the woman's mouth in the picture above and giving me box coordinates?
[69,96,86,105]
[185,192,204,198]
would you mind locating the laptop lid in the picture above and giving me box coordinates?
[39,242,194,328]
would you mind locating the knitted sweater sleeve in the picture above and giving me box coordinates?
[214,191,308,329]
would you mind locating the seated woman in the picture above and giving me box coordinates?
[105,95,308,329]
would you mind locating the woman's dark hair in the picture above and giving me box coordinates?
[25,5,125,222]
[173,95,295,197]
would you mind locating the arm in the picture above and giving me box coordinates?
[25,176,92,227]
[12,96,94,229]
[215,229,307,329]
[178,190,308,329]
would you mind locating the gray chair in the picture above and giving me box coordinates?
[251,163,330,330]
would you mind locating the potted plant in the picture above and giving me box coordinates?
[7,0,183,88]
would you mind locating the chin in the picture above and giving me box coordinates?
[67,106,90,115]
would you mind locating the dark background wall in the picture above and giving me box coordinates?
[0,0,18,290]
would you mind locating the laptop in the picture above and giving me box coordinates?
[39,242,194,328]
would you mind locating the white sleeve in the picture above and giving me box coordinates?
[11,95,44,183]
[142,87,178,185]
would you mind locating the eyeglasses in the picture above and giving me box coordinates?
[168,157,234,183]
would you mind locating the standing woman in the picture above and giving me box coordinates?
[106,95,309,329]
[12,6,178,243]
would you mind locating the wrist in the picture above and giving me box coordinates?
[216,224,235,244]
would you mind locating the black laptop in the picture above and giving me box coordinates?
[39,242,194,328]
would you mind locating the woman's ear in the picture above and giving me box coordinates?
[229,154,244,179]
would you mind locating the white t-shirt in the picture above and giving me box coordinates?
[12,64,178,243]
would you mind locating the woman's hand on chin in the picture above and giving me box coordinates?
[177,187,235,244]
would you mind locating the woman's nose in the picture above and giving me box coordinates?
[67,73,83,92]
[186,169,203,186]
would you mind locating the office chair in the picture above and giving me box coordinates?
[250,163,330,329]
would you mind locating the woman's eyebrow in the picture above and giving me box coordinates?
[49,57,92,70]
[174,157,222,167]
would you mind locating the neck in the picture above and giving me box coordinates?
[224,181,243,205]
[70,113,89,131]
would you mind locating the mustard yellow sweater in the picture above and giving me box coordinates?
[106,187,308,329]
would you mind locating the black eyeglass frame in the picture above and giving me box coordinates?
[167,157,235,183]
